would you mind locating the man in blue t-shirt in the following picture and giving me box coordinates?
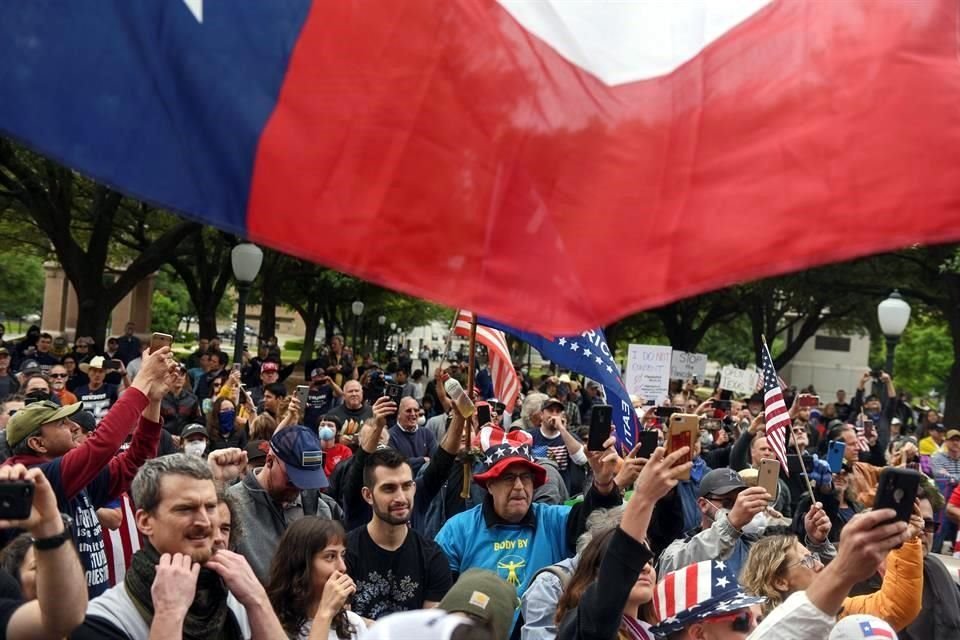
[435,425,621,608]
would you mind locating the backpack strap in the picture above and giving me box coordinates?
[529,563,573,591]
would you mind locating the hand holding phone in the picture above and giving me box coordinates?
[588,404,613,451]
[295,385,309,408]
[150,332,174,354]
[798,394,820,409]
[758,458,780,499]
[874,467,922,525]
[667,414,699,480]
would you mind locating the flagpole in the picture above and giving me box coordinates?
[462,314,478,498]
[761,335,815,504]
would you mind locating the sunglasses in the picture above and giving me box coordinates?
[706,610,755,632]
[49,373,67,379]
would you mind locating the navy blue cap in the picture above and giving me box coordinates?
[270,425,328,490]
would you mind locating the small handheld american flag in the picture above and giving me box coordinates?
[759,339,791,476]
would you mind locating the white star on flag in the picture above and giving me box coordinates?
[595,356,603,365]
[715,561,726,571]
[558,337,567,346]
[570,343,579,351]
[484,456,494,465]
[494,448,506,458]
[715,576,730,588]
[606,365,613,373]
[583,348,592,357]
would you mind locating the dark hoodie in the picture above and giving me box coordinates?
[4,388,160,598]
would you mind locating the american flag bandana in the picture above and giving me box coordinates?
[650,560,765,635]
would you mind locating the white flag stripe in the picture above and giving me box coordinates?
[697,558,712,604]
[673,565,687,613]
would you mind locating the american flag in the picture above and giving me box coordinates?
[453,310,520,414]
[858,620,895,639]
[652,559,764,634]
[760,341,790,476]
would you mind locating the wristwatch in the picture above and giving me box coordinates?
[32,515,73,551]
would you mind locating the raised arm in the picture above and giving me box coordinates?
[3,465,87,640]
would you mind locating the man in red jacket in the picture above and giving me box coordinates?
[3,346,176,598]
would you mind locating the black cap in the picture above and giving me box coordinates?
[72,410,97,433]
[540,397,565,412]
[697,468,747,499]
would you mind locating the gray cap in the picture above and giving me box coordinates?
[181,423,208,439]
[697,468,747,499]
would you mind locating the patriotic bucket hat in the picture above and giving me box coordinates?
[650,560,765,635]
[472,426,545,488]
[270,425,328,490]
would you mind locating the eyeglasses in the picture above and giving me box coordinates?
[792,428,806,435]
[706,610,755,633]
[787,552,821,570]
[49,373,67,379]
[498,472,534,485]
[924,519,939,534]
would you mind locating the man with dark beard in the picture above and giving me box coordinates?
[345,446,454,622]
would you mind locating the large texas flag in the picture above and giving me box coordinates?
[2,1,960,334]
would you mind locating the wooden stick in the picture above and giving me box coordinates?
[461,314,478,498]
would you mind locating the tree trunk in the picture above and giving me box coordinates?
[197,310,219,340]
[260,285,277,341]
[74,294,113,346]
[300,315,321,365]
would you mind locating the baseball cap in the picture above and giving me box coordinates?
[540,397,564,412]
[698,468,747,499]
[181,423,208,440]
[828,614,898,640]
[0,347,9,357]
[245,439,270,463]
[72,410,97,434]
[6,400,83,447]
[931,423,946,431]
[270,425,329,490]
[947,429,960,440]
[261,361,279,373]
[19,360,40,376]
[439,569,518,640]
[310,368,323,378]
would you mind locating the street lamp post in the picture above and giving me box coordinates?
[230,243,263,367]
[877,290,911,377]
[351,301,365,355]
[377,315,386,362]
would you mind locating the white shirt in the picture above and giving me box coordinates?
[298,610,366,640]
[747,591,835,640]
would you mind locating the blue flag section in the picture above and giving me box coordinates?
[477,318,639,450]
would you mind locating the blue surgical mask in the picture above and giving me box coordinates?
[218,410,236,433]
[319,426,335,441]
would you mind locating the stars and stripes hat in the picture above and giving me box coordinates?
[650,560,765,635]
[472,426,545,488]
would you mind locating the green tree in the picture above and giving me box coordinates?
[0,139,201,343]
[0,252,44,320]
[886,313,952,400]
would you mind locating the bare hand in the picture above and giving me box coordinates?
[152,553,200,616]
[748,413,765,435]
[207,448,248,484]
[317,571,356,620]
[372,396,397,426]
[727,486,773,530]
[587,436,620,490]
[614,443,647,490]
[133,346,177,400]
[804,502,832,543]
[695,400,713,416]
[205,549,268,608]
[0,465,63,538]
[833,510,910,583]
[633,446,691,505]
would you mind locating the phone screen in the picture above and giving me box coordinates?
[477,404,492,426]
[636,431,658,459]
[588,404,613,451]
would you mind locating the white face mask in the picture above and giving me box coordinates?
[741,511,768,537]
[184,441,206,457]
[417,416,426,426]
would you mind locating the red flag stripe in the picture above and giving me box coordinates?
[452,310,520,413]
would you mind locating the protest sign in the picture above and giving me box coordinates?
[670,351,708,380]
[719,365,759,395]
[625,344,672,404]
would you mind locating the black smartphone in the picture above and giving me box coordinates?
[477,404,492,427]
[106,359,123,371]
[874,467,922,525]
[0,481,34,520]
[655,406,680,419]
[588,404,612,451]
[636,430,659,459]
[385,383,403,405]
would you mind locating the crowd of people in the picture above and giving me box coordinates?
[0,323,955,639]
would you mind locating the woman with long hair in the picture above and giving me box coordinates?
[554,527,657,639]
[205,395,248,452]
[555,446,691,640]
[266,517,364,640]
[741,525,924,631]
